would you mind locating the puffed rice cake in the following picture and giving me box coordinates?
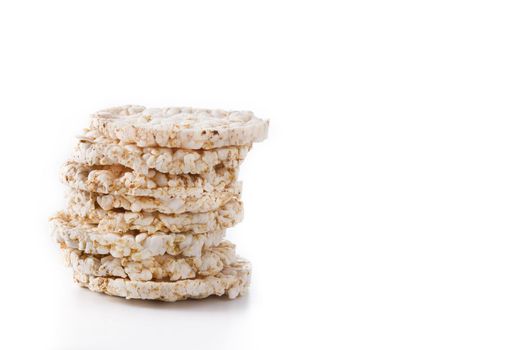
[73,259,251,301]
[89,105,269,149]
[67,183,242,214]
[60,161,238,200]
[51,215,226,260]
[62,240,237,281]
[53,105,267,302]
[60,197,242,234]
[73,129,250,175]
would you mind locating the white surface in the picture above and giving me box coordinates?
[1,1,525,349]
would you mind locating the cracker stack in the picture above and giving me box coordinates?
[51,105,268,302]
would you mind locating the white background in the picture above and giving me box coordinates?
[0,1,524,349]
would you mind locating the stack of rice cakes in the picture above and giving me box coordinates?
[51,105,268,302]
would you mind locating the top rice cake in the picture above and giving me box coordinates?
[89,105,269,149]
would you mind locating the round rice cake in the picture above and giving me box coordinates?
[73,259,251,301]
[89,105,269,149]
[60,161,238,200]
[66,182,241,214]
[62,197,242,234]
[73,130,250,175]
[51,214,226,260]
[62,241,237,282]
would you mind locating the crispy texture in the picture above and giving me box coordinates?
[60,161,238,200]
[52,104,266,302]
[51,214,226,260]
[72,259,251,301]
[66,182,241,214]
[73,130,250,175]
[62,197,242,234]
[89,105,268,149]
[62,241,237,281]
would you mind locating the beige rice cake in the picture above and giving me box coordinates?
[60,161,237,200]
[61,197,242,234]
[73,130,250,175]
[63,241,237,281]
[73,259,251,301]
[51,215,225,260]
[89,105,269,149]
[66,182,241,214]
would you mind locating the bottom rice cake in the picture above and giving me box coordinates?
[62,241,237,282]
[73,259,251,301]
